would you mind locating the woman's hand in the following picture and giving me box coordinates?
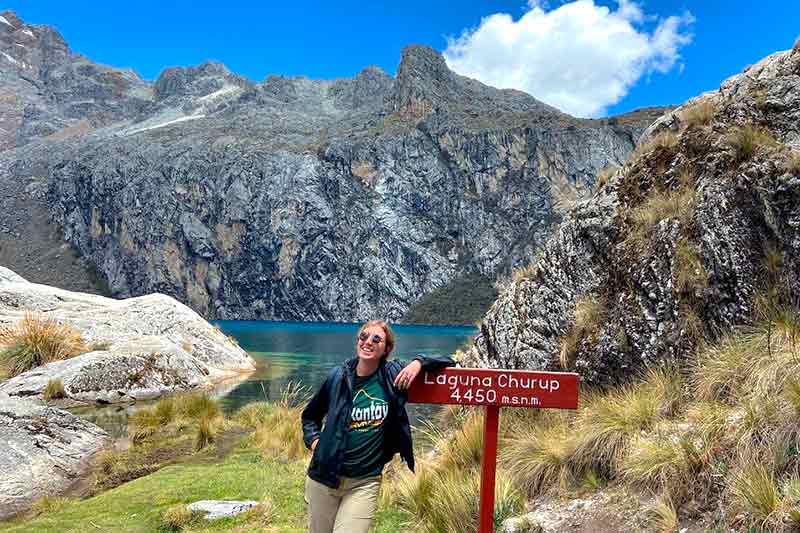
[394,360,422,390]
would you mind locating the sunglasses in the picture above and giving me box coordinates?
[358,332,384,344]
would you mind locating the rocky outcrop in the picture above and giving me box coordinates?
[467,48,800,384]
[0,393,108,519]
[0,10,665,323]
[0,266,256,402]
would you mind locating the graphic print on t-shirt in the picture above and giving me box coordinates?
[348,388,388,431]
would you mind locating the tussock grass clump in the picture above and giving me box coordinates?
[572,368,682,475]
[633,131,679,161]
[42,378,66,400]
[0,313,87,376]
[251,382,311,461]
[512,262,538,283]
[680,100,717,129]
[784,151,800,175]
[626,177,696,252]
[647,495,679,533]
[394,466,521,533]
[160,504,198,531]
[725,125,779,164]
[243,496,276,527]
[233,401,274,428]
[28,495,71,516]
[621,430,701,495]
[731,463,782,527]
[595,165,618,190]
[195,415,216,451]
[176,392,221,421]
[501,413,578,495]
[673,239,708,297]
[559,295,607,369]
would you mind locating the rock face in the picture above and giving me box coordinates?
[0,392,108,519]
[467,48,800,384]
[0,266,256,402]
[0,10,665,322]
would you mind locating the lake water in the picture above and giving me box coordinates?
[212,320,477,412]
[74,321,476,436]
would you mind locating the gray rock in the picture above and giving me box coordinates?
[0,392,108,519]
[0,9,666,323]
[186,500,259,520]
[0,266,256,402]
[467,48,800,383]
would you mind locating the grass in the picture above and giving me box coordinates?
[250,384,311,462]
[1,450,312,532]
[595,165,618,191]
[0,313,87,377]
[731,463,781,527]
[784,150,800,175]
[625,175,696,252]
[680,100,717,129]
[725,125,779,164]
[42,379,66,400]
[647,495,679,533]
[559,295,607,369]
[673,239,708,297]
[631,131,679,161]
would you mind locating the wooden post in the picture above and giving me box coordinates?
[479,405,500,533]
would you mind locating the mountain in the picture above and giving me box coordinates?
[0,10,665,322]
[466,46,800,383]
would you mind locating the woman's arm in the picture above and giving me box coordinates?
[301,370,334,449]
[392,354,456,390]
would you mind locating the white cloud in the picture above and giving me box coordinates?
[443,0,694,117]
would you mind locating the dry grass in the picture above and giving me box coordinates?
[647,495,680,533]
[680,100,717,129]
[673,239,709,297]
[0,313,87,377]
[725,125,779,164]
[731,463,782,528]
[626,179,696,252]
[160,504,198,531]
[42,378,66,400]
[250,383,312,461]
[559,295,607,369]
[195,415,216,451]
[784,151,800,175]
[501,413,578,496]
[391,465,521,533]
[28,495,72,517]
[632,131,679,161]
[621,428,701,498]
[512,262,538,283]
[595,165,618,191]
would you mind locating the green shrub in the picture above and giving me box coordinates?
[0,313,87,376]
[234,401,274,428]
[403,273,498,325]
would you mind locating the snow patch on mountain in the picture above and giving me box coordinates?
[0,16,13,27]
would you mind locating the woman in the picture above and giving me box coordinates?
[301,320,455,533]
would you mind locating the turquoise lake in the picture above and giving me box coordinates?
[211,320,477,413]
[74,321,476,436]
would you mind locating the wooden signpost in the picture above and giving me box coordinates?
[408,368,580,533]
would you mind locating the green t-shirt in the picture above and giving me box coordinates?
[340,372,389,478]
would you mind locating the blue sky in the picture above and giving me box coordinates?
[9,1,800,117]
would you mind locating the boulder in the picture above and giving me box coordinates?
[0,266,256,403]
[0,393,108,519]
[186,500,259,520]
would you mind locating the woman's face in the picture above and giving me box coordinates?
[356,325,387,362]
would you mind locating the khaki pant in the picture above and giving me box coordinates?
[304,475,382,533]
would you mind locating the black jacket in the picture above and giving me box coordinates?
[301,354,455,488]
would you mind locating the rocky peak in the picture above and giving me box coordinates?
[328,65,393,110]
[392,44,562,120]
[153,60,250,101]
[0,10,22,30]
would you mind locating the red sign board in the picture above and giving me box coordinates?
[407,366,580,533]
[408,367,579,409]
